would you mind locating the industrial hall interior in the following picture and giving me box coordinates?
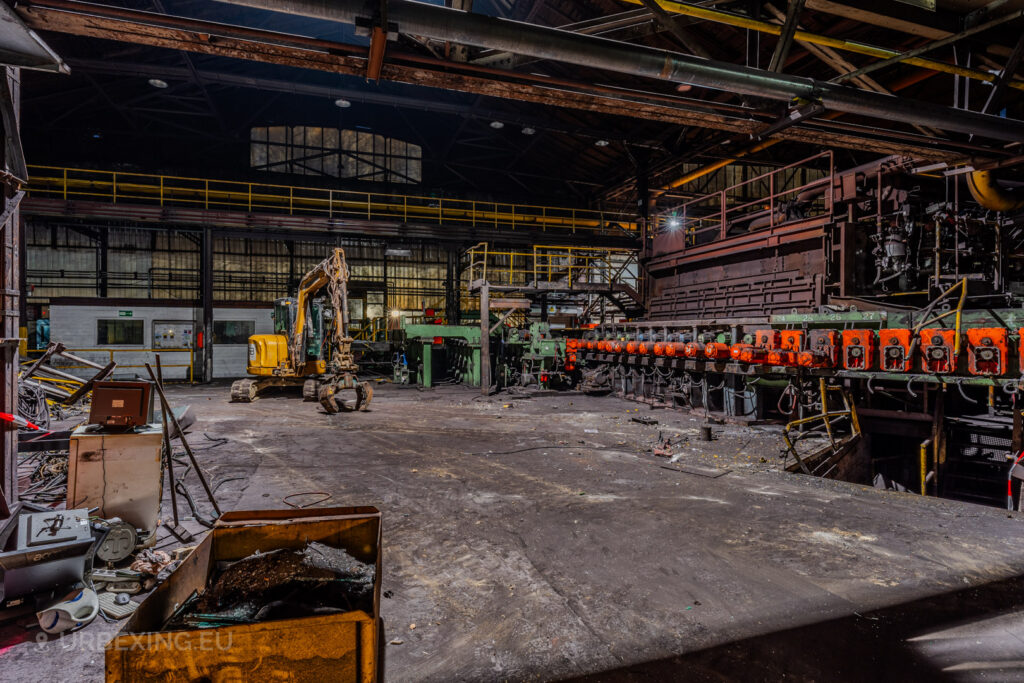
[6,0,1024,680]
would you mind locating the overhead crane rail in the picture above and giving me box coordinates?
[26,166,637,236]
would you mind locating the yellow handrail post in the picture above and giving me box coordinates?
[205,180,209,210]
[160,176,164,206]
[62,168,67,200]
[112,172,117,203]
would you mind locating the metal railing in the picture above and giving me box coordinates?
[654,151,834,249]
[352,317,390,342]
[27,165,637,236]
[466,243,639,290]
[22,346,195,383]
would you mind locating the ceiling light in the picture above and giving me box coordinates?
[666,217,681,230]
[489,120,505,129]
[148,78,168,89]
[334,98,352,108]
[595,139,610,147]
[521,127,536,135]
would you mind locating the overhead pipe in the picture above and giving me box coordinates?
[216,0,1024,143]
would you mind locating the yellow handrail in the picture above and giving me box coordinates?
[466,243,638,289]
[26,165,637,235]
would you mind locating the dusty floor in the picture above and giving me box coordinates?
[5,382,1024,681]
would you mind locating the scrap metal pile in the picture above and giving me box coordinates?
[165,542,375,630]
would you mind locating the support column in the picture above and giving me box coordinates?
[97,227,108,297]
[445,246,461,324]
[0,67,21,506]
[479,284,489,394]
[200,227,214,383]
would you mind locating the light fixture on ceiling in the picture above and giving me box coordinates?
[489,120,505,129]
[595,139,610,147]
[521,127,536,135]
[148,78,168,89]
[334,98,352,108]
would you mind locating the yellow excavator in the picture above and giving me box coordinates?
[230,248,373,413]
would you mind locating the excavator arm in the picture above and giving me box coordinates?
[289,248,353,372]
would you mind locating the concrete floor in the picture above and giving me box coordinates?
[5,382,1024,681]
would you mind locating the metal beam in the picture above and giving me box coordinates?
[832,9,1024,85]
[15,2,972,160]
[981,32,1024,115]
[217,0,1024,142]
[768,0,805,73]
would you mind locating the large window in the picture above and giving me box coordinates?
[97,319,144,345]
[213,320,255,345]
[250,126,422,184]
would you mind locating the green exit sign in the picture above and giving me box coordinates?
[118,310,133,317]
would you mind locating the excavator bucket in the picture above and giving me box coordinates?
[318,375,373,414]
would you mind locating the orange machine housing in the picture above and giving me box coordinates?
[739,346,769,364]
[766,350,796,366]
[586,339,597,351]
[611,340,625,354]
[780,330,804,351]
[730,343,751,361]
[664,342,686,357]
[967,328,1008,376]
[841,330,876,370]
[753,329,781,349]
[704,342,731,360]
[880,329,913,372]
[797,330,839,368]
[653,342,667,356]
[625,340,639,354]
[683,341,701,358]
[920,328,957,373]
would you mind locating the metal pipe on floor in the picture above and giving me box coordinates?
[215,0,1024,142]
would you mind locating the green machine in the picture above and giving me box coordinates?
[511,322,569,389]
[396,323,482,388]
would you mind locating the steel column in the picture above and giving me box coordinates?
[200,226,213,383]
[479,283,489,394]
[0,67,20,505]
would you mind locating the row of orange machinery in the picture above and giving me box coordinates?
[564,327,1018,377]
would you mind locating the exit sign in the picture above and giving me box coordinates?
[118,310,133,317]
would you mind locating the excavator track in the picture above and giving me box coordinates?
[302,378,321,401]
[230,378,259,402]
